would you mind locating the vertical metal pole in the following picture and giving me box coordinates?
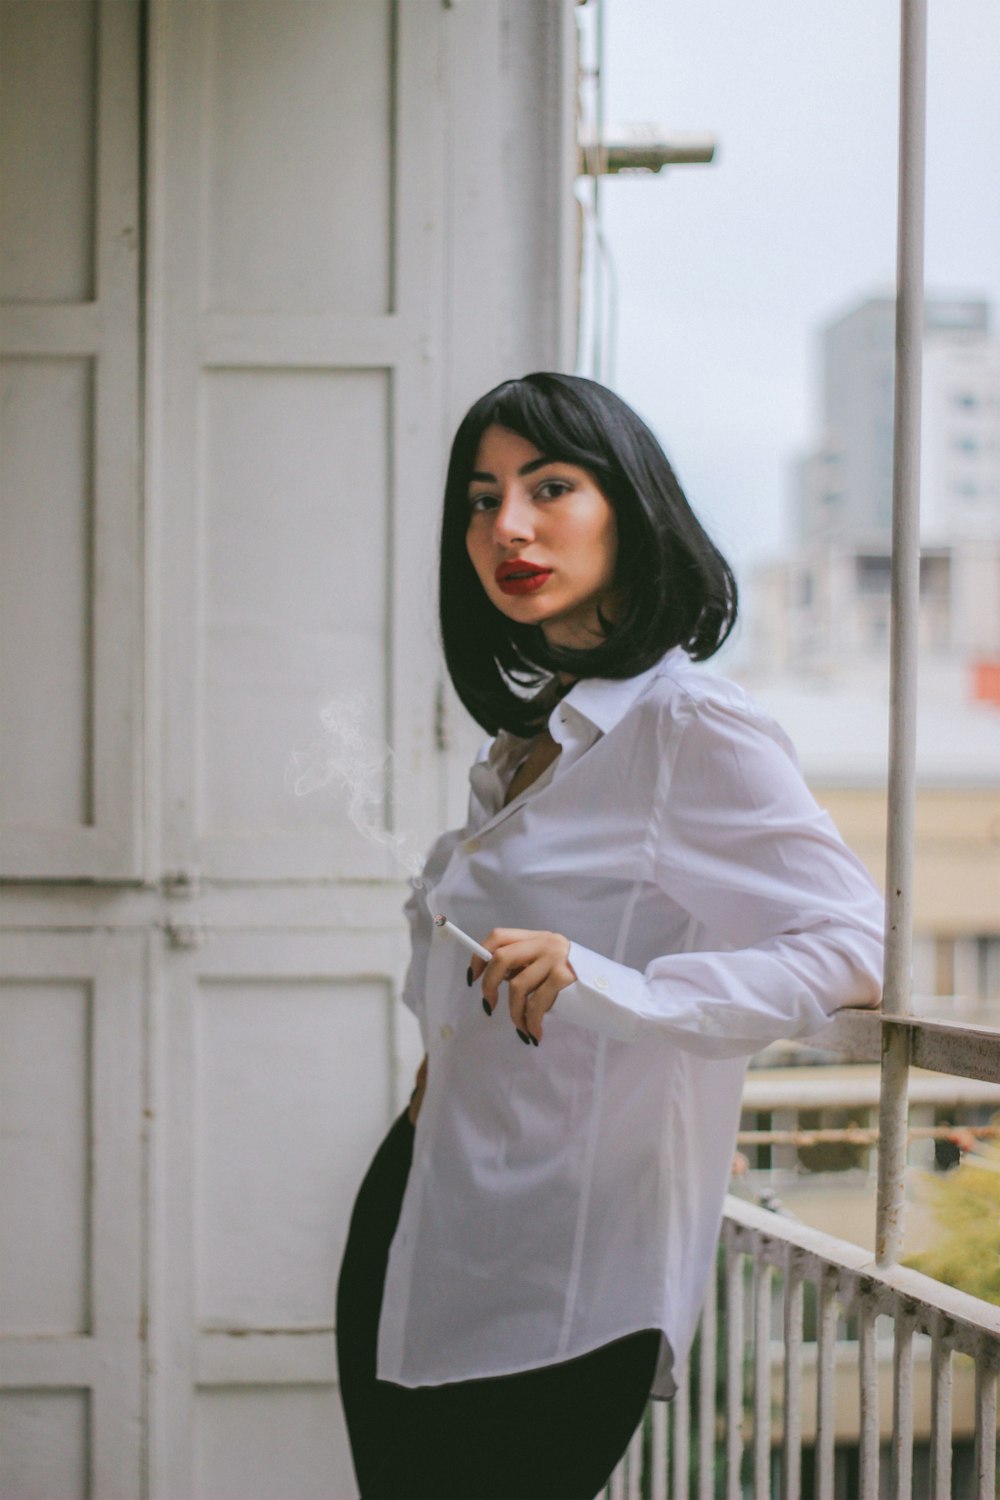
[698,1263,718,1500]
[875,0,928,1269]
[591,0,606,379]
[890,1313,915,1500]
[858,1300,880,1500]
[973,1356,998,1500]
[781,1263,803,1500]
[626,1426,643,1500]
[725,1247,745,1500]
[652,1399,669,1500]
[929,1321,953,1498]
[753,1263,773,1500]
[814,1273,838,1500]
[672,1356,690,1500]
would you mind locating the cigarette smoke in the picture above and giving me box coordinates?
[285,692,425,884]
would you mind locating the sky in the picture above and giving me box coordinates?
[583,0,1000,585]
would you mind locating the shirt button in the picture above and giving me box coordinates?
[465,837,481,854]
[593,976,609,990]
[439,1023,455,1041]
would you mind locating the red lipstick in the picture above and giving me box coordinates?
[495,560,553,596]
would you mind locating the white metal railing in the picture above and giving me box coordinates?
[606,1197,1000,1500]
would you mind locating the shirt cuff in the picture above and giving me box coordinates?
[553,942,643,1042]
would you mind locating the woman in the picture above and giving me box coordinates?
[336,373,883,1499]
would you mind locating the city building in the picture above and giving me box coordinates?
[741,294,1000,1020]
[755,295,1000,672]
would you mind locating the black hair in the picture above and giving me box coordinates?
[439,372,737,736]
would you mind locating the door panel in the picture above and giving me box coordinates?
[156,927,398,1499]
[0,980,92,1335]
[203,0,393,317]
[0,931,144,1500]
[0,0,98,304]
[0,0,141,878]
[0,1390,91,1500]
[193,972,392,1328]
[199,367,390,849]
[0,357,95,828]
[152,0,444,885]
[193,1386,355,1500]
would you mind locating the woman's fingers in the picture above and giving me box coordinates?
[470,929,575,1043]
[478,941,535,1012]
[521,977,564,1042]
[506,956,551,1038]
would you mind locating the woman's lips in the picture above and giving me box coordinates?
[495,565,554,596]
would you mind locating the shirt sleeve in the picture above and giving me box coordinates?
[555,694,885,1057]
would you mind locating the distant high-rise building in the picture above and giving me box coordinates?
[798,295,997,548]
[756,294,1000,671]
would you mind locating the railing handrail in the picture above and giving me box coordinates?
[724,1194,1000,1358]
[742,1065,1000,1110]
[818,1006,1000,1085]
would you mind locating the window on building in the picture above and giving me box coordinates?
[919,552,951,597]
[856,554,892,594]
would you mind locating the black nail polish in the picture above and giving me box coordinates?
[528,1033,539,1047]
[482,997,492,1016]
[516,1028,531,1045]
[466,965,473,986]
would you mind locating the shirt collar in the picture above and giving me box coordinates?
[553,649,680,737]
[468,650,684,825]
[482,647,684,771]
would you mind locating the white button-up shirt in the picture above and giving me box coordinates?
[376,649,883,1396]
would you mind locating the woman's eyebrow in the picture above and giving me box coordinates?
[469,456,559,484]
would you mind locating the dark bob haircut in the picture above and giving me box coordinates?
[439,372,737,736]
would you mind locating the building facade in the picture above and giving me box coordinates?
[765,295,1000,670]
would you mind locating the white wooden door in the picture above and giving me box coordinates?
[0,0,142,879]
[146,4,447,1495]
[1,3,576,1496]
[1,3,146,1496]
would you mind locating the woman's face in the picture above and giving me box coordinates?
[464,425,618,651]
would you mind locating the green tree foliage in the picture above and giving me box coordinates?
[903,1124,1000,1306]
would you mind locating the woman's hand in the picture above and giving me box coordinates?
[470,928,578,1044]
[407,1053,428,1125]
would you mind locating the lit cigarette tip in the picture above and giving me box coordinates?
[433,914,446,927]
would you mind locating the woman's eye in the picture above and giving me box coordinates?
[536,479,572,500]
[468,493,499,514]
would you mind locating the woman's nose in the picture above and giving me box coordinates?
[493,490,535,545]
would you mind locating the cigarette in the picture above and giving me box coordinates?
[433,914,492,963]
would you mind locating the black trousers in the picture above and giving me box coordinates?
[336,1109,660,1500]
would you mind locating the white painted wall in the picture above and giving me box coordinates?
[0,2,576,1496]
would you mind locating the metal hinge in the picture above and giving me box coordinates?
[164,920,208,951]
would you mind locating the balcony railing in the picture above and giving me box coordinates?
[603,1008,1000,1499]
[605,1193,1000,1500]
